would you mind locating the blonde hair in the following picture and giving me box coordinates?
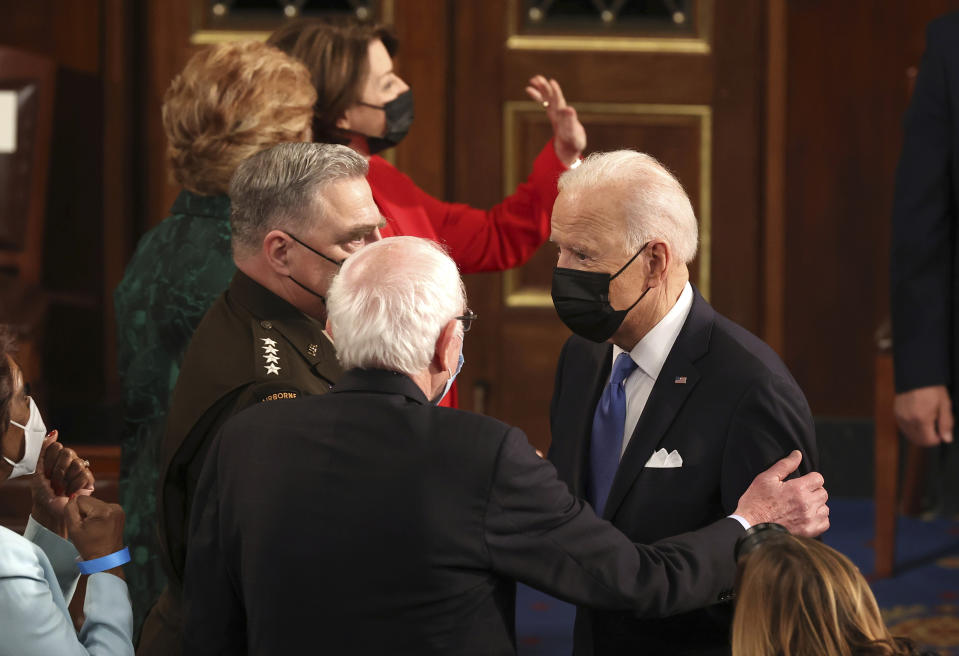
[162,41,317,195]
[732,534,921,656]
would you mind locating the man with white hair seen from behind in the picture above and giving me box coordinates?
[183,235,829,655]
[548,150,822,655]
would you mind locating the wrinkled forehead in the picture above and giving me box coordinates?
[551,187,628,250]
[310,177,381,229]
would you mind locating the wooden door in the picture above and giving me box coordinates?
[450,0,767,452]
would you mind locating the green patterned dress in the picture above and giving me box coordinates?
[114,191,235,632]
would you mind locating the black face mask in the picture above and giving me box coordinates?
[355,88,414,154]
[551,243,650,343]
[285,232,343,304]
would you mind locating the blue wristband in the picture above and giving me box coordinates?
[76,547,131,575]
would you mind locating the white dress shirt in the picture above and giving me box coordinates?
[612,282,693,457]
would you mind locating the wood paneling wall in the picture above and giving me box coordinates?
[779,0,959,416]
[0,0,134,435]
[3,0,959,426]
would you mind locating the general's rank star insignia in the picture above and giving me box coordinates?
[308,343,318,357]
[260,338,281,373]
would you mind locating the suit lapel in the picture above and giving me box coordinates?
[602,289,715,521]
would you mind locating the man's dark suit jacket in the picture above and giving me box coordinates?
[549,286,817,655]
[183,368,746,656]
[890,11,959,514]
[891,13,959,400]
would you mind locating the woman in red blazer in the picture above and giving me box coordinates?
[269,18,587,406]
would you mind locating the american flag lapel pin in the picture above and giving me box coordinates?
[674,376,687,384]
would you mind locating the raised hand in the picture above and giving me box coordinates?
[66,495,126,570]
[29,431,95,537]
[734,450,829,538]
[525,75,587,167]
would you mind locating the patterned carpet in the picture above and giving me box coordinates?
[515,498,959,655]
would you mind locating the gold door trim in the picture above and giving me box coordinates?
[190,0,394,45]
[190,30,270,44]
[505,0,712,54]
[502,101,712,307]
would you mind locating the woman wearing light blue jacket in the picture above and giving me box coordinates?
[0,326,134,655]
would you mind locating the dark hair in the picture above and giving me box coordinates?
[0,325,17,430]
[268,18,398,145]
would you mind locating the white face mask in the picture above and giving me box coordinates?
[4,397,47,479]
[433,346,465,406]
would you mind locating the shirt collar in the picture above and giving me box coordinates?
[613,281,693,381]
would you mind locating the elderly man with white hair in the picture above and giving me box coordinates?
[548,150,823,655]
[182,235,828,655]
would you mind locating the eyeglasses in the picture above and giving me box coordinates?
[456,308,478,333]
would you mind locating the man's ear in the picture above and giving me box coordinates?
[644,240,672,288]
[430,319,459,374]
[264,230,294,275]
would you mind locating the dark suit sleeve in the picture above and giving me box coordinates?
[484,427,743,618]
[182,430,247,655]
[720,373,817,514]
[891,20,955,393]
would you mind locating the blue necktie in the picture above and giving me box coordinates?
[588,352,638,517]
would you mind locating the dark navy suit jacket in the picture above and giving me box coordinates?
[183,367,746,655]
[549,287,818,655]
[891,11,959,401]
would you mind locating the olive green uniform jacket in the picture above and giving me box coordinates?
[138,270,342,655]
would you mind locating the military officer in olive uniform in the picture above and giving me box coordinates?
[138,142,385,655]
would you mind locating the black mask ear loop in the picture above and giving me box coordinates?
[609,242,651,313]
[283,232,341,303]
[288,276,327,304]
[286,232,344,267]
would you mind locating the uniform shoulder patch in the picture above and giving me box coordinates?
[259,389,299,403]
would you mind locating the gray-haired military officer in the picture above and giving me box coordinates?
[138,142,385,655]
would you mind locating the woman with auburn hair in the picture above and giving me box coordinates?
[732,530,934,656]
[0,325,133,654]
[113,40,315,634]
[268,18,588,406]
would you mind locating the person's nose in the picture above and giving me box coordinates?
[557,251,578,269]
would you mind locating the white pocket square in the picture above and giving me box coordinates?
[644,448,683,469]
